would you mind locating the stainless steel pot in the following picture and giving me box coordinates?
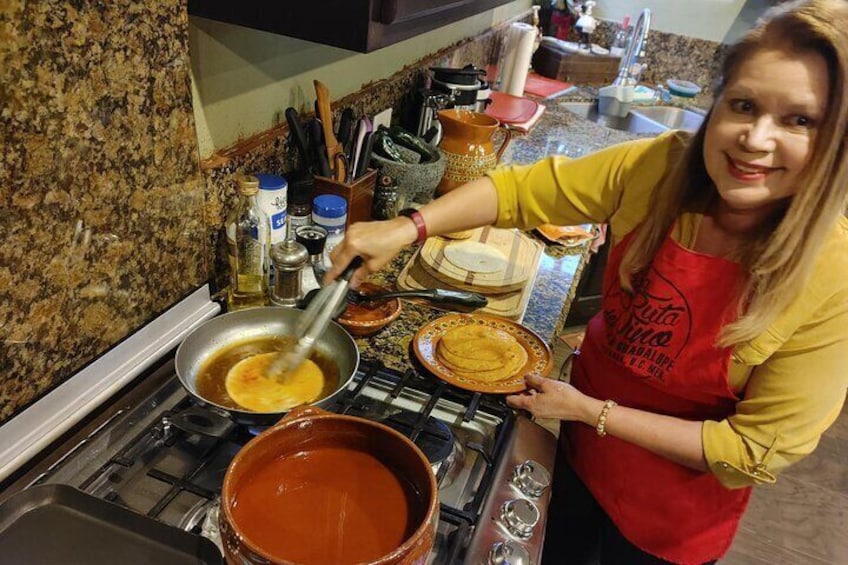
[174,307,359,426]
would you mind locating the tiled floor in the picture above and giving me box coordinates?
[543,328,848,564]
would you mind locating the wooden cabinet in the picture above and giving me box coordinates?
[187,0,514,53]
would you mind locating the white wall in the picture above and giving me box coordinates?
[595,0,747,42]
[189,1,532,159]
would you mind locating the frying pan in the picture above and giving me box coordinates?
[174,307,359,426]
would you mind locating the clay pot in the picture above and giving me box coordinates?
[436,109,512,195]
[337,282,402,337]
[220,406,438,565]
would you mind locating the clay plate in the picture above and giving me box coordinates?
[535,224,595,247]
[413,313,553,394]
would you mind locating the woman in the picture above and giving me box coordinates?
[327,1,848,563]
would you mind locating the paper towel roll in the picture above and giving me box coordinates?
[498,25,520,94]
[499,22,538,97]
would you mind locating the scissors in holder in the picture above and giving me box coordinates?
[333,152,353,184]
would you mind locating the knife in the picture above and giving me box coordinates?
[314,80,346,182]
[285,107,311,172]
[309,118,332,177]
[316,143,332,178]
[337,107,355,157]
[355,131,375,179]
[350,116,372,178]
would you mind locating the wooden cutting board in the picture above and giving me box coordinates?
[419,227,539,293]
[485,91,540,124]
[397,242,543,321]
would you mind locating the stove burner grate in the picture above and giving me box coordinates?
[382,411,455,465]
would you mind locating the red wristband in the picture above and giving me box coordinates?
[399,208,427,245]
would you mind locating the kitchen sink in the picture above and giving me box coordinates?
[632,105,707,131]
[560,102,706,134]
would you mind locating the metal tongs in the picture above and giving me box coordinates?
[265,256,363,382]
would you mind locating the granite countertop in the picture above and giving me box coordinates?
[353,93,652,374]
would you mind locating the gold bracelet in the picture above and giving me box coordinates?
[595,400,617,437]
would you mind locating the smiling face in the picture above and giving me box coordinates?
[703,47,830,218]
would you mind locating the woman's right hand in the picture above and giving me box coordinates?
[326,176,500,286]
[325,216,418,286]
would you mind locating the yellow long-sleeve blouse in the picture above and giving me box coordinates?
[487,131,848,489]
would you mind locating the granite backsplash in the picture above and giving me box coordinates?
[0,1,724,425]
[0,1,207,423]
[585,19,728,96]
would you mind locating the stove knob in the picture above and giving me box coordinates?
[512,460,551,498]
[499,499,539,540]
[488,540,532,565]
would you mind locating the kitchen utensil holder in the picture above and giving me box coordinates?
[313,168,377,229]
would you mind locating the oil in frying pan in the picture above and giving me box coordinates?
[195,336,341,411]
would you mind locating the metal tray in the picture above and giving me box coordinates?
[0,484,223,564]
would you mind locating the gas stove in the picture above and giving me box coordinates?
[0,287,557,564]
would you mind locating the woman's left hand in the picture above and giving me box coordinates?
[506,374,596,423]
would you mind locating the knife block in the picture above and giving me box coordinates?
[313,168,377,229]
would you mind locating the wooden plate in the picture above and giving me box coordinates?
[418,227,535,292]
[413,313,553,394]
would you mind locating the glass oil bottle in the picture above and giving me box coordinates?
[226,175,271,310]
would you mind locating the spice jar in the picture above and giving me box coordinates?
[371,173,403,220]
[312,194,347,269]
[255,173,288,245]
[288,175,313,232]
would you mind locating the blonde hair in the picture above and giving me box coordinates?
[618,0,848,347]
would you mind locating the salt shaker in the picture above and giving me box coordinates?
[269,218,309,307]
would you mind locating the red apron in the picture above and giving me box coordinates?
[565,228,751,565]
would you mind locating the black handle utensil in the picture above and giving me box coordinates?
[309,118,332,177]
[355,131,375,179]
[337,107,355,155]
[348,288,488,308]
[285,107,312,171]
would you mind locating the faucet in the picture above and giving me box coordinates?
[598,8,651,117]
[612,8,651,87]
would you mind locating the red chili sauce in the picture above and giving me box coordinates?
[231,446,425,564]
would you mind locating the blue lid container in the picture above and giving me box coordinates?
[313,194,347,219]
[255,173,287,191]
[254,173,288,238]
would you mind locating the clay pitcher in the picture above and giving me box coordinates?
[436,109,512,195]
